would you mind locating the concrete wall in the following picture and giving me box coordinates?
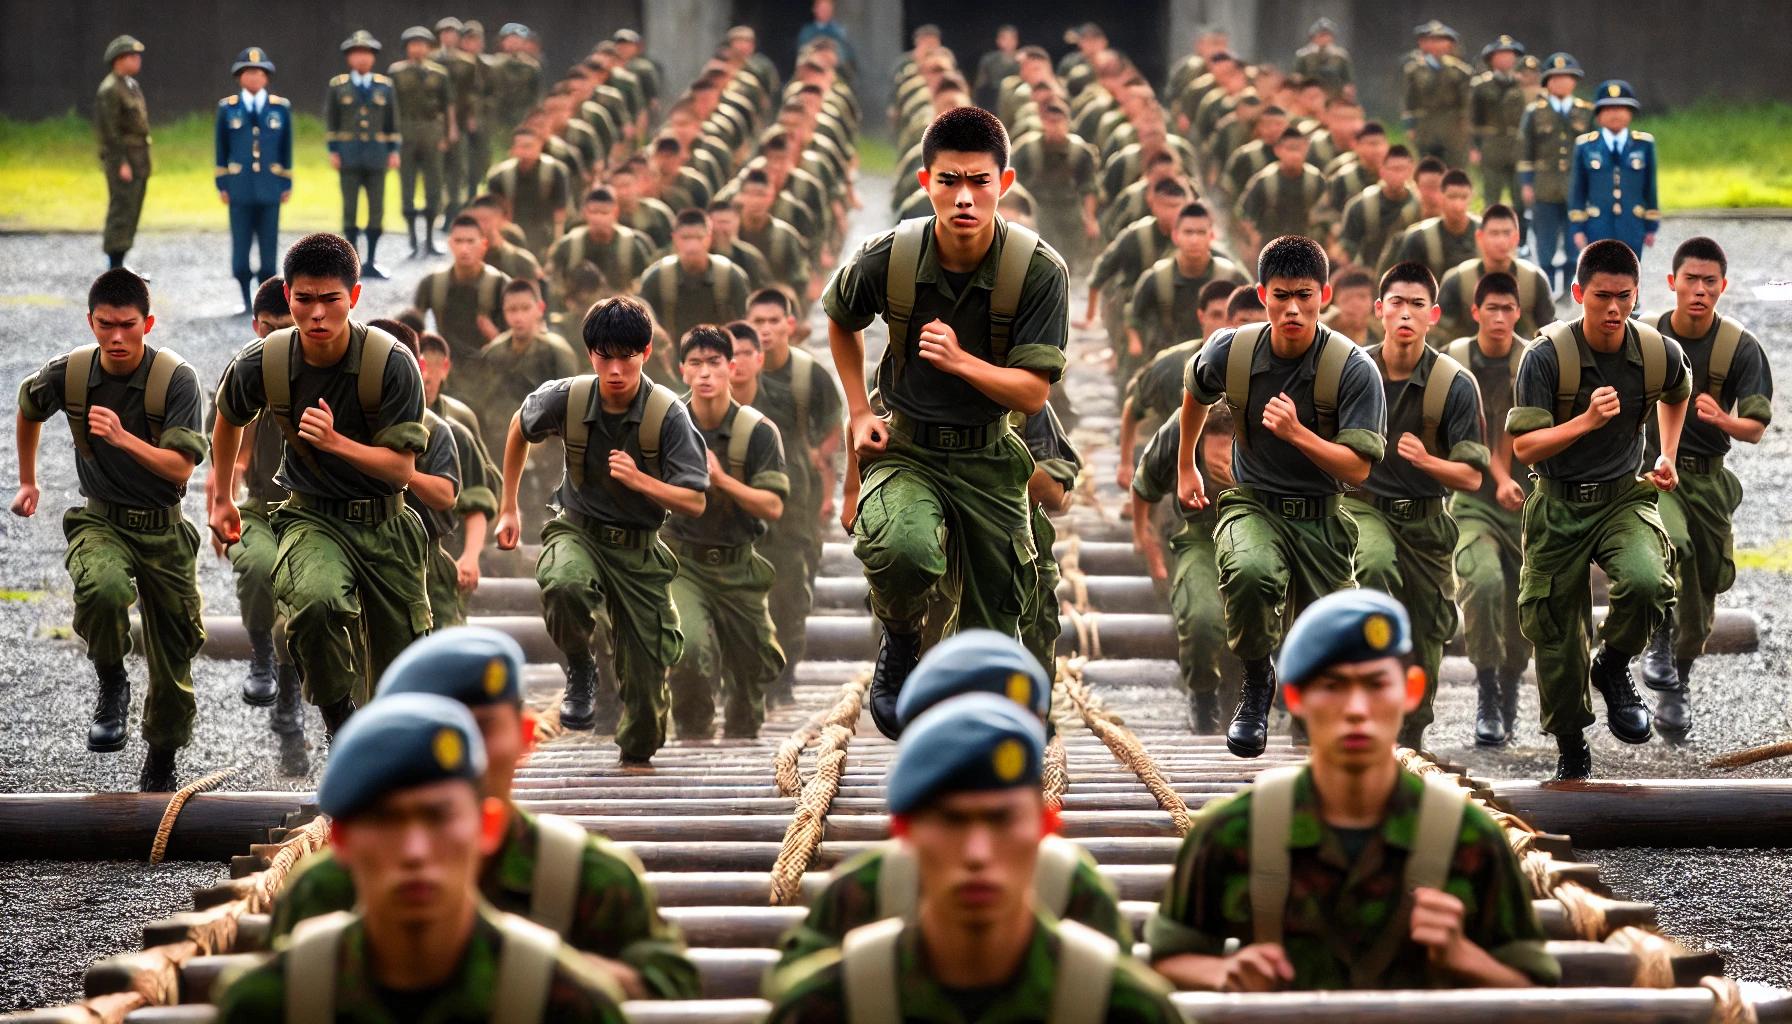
[643,0,733,110]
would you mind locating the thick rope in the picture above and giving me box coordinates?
[1063,604,1104,661]
[1042,733,1068,812]
[769,671,870,905]
[532,690,566,744]
[1708,739,1792,770]
[1606,925,1678,988]
[1058,657,1192,834]
[149,767,241,864]
[1059,536,1092,613]
[775,703,834,798]
[248,814,333,913]
[1703,975,1761,1024]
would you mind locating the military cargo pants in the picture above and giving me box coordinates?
[667,546,785,739]
[537,518,683,760]
[1021,505,1064,675]
[466,127,493,199]
[1530,203,1577,291]
[1213,488,1358,662]
[761,499,822,672]
[1657,464,1742,660]
[63,506,204,750]
[1518,480,1675,737]
[852,429,1036,639]
[1480,162,1525,242]
[103,150,150,256]
[399,134,445,220]
[444,134,470,222]
[1343,497,1459,743]
[426,538,467,629]
[1452,493,1530,675]
[228,501,279,637]
[1168,522,1240,701]
[339,166,386,234]
[271,503,431,708]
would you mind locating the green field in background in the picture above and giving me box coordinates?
[2,100,1789,231]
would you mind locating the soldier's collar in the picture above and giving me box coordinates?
[1372,338,1438,388]
[1247,322,1338,382]
[913,216,1011,293]
[581,374,655,427]
[93,345,158,390]
[1287,764,1429,851]
[1571,318,1647,368]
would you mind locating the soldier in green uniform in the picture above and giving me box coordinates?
[488,23,543,146]
[327,32,399,278]
[1125,201,1248,367]
[407,328,497,621]
[1335,144,1419,270]
[1385,168,1480,280]
[1236,128,1327,253]
[664,326,788,739]
[494,296,710,763]
[1469,37,1528,238]
[737,289,843,705]
[767,693,1180,1024]
[1507,240,1690,779]
[1434,203,1557,344]
[1319,268,1380,345]
[457,21,495,190]
[466,191,546,293]
[1176,236,1387,758]
[1519,53,1593,295]
[14,269,207,790]
[1402,21,1472,171]
[1640,237,1773,735]
[219,694,635,1022]
[430,19,475,223]
[485,125,571,262]
[1147,590,1559,990]
[640,207,752,341]
[1015,402,1082,675]
[1345,262,1488,750]
[209,233,431,737]
[1292,18,1353,102]
[389,26,454,258]
[1444,272,1533,746]
[1117,280,1242,486]
[413,215,509,376]
[1219,101,1288,199]
[472,279,579,535]
[824,107,1069,735]
[548,188,652,313]
[734,174,814,305]
[96,36,151,274]
[376,323,468,631]
[1010,100,1101,274]
[1083,177,1186,381]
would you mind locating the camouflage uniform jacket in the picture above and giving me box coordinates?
[775,841,1131,969]
[268,804,700,998]
[217,903,629,1023]
[1145,765,1560,988]
[768,910,1181,1024]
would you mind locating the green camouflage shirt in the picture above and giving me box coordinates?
[269,805,700,998]
[769,911,1180,1024]
[1145,765,1559,989]
[775,842,1130,969]
[217,904,629,1024]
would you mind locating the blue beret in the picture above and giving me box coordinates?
[888,694,1045,815]
[1276,589,1412,688]
[375,626,525,708]
[319,694,486,819]
[894,629,1051,728]
[1594,80,1640,110]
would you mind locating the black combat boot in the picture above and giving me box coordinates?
[1474,667,1509,746]
[362,231,388,279]
[236,276,254,316]
[1589,644,1653,744]
[88,663,130,753]
[869,629,924,740]
[425,215,446,255]
[1226,657,1277,759]
[1654,658,1694,736]
[593,657,623,734]
[139,746,177,792]
[1498,666,1524,738]
[319,697,355,743]
[1189,689,1219,734]
[561,654,599,730]
[407,213,421,257]
[270,662,304,736]
[1552,731,1592,781]
[241,629,277,707]
[1640,619,1677,690]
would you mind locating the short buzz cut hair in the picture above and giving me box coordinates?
[1576,238,1641,287]
[678,323,734,362]
[1358,120,1387,139]
[418,331,451,359]
[449,213,483,232]
[366,318,419,356]
[1256,234,1328,287]
[1176,199,1212,223]
[674,207,711,231]
[724,319,762,350]
[921,105,1010,174]
[1673,235,1729,277]
[1226,283,1266,319]
[585,186,616,205]
[748,286,794,316]
[88,268,151,316]
[1197,278,1236,310]
[469,191,512,216]
[1384,143,1414,162]
[1474,270,1521,307]
[503,277,542,302]
[1481,202,1519,228]
[1416,156,1447,179]
[582,294,655,357]
[1331,267,1375,294]
[1440,168,1473,191]
[1151,176,1190,200]
[252,276,289,319]
[1276,126,1308,144]
[283,232,359,288]
[1379,260,1439,301]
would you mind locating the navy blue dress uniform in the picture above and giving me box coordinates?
[892,629,1052,734]
[1569,81,1659,255]
[215,48,291,313]
[327,31,399,278]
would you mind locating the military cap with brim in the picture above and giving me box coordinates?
[1541,52,1582,80]
[614,28,643,45]
[376,626,526,708]
[1521,54,1542,72]
[104,36,145,65]
[1308,17,1340,37]
[232,47,274,75]
[725,27,754,42]
[319,693,487,819]
[888,694,1045,815]
[1413,20,1459,41]
[1276,589,1413,689]
[402,26,437,45]
[894,629,1051,728]
[498,23,532,41]
[1480,35,1524,59]
[435,17,465,34]
[462,20,485,38]
[341,30,381,53]
[1594,79,1640,110]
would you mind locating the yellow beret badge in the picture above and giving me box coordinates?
[434,727,464,770]
[1363,614,1392,651]
[484,658,507,697]
[992,738,1026,782]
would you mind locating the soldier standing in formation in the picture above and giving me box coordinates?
[1434,203,1557,342]
[96,36,151,274]
[1520,54,1593,295]
[214,48,291,314]
[390,26,456,258]
[1292,19,1353,102]
[431,18,480,223]
[489,24,544,145]
[326,32,399,278]
[1469,36,1528,237]
[640,208,752,342]
[1401,22,1471,171]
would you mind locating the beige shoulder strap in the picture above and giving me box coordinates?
[529,814,587,938]
[564,376,596,488]
[1225,323,1272,453]
[1404,777,1470,893]
[727,403,766,481]
[1048,920,1120,1024]
[357,323,395,424]
[655,255,680,330]
[1457,260,1480,315]
[638,382,676,478]
[478,266,503,318]
[262,328,323,476]
[841,916,905,1024]
[875,840,920,923]
[1635,319,1667,432]
[142,347,186,446]
[1517,264,1539,325]
[1423,221,1444,273]
[1446,338,1473,368]
[788,347,815,441]
[492,912,560,1024]
[1312,330,1352,440]
[1153,258,1176,334]
[285,910,354,1024]
[1361,187,1380,231]
[710,254,734,316]
[63,344,99,459]
[1708,315,1746,401]
[432,269,451,324]
[1248,766,1302,946]
[499,163,519,204]
[884,218,930,380]
[1422,352,1465,456]
[613,227,636,283]
[1035,834,1081,919]
[1540,321,1581,425]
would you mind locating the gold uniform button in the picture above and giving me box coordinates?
[1614,203,1623,214]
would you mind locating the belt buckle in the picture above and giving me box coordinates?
[1574,482,1601,503]
[1678,455,1701,473]
[1280,498,1306,519]
[1390,499,1415,519]
[602,526,626,546]
[347,499,371,523]
[936,426,962,450]
[124,508,149,529]
[703,547,723,565]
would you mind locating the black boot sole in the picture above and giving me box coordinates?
[241,685,277,708]
[1225,732,1267,758]
[87,735,127,753]
[560,708,597,731]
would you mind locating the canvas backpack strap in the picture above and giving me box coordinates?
[1423,221,1444,274]
[432,269,450,324]
[875,840,920,923]
[1225,323,1270,452]
[1446,338,1473,369]
[788,347,815,442]
[1362,187,1380,232]
[1248,766,1303,947]
[63,344,99,459]
[1047,920,1120,1024]
[141,348,187,447]
[1154,258,1176,335]
[1540,321,1581,425]
[563,376,596,489]
[356,323,396,426]
[1458,260,1481,316]
[883,218,930,381]
[1707,315,1746,402]
[529,814,588,938]
[1312,330,1352,441]
[841,917,905,1024]
[478,266,501,318]
[727,403,765,481]
[491,912,560,1024]
[262,328,323,477]
[1517,263,1538,323]
[1034,834,1081,919]
[1404,777,1470,893]
[638,382,676,478]
[656,255,680,331]
[1635,319,1667,433]
[1422,352,1465,457]
[710,254,733,315]
[284,910,353,1024]
[989,219,1040,366]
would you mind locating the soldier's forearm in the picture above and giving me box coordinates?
[953,360,1049,415]
[408,472,458,511]
[1291,430,1371,485]
[827,320,871,417]
[1656,398,1688,462]
[500,414,530,511]
[15,415,40,488]
[209,414,243,499]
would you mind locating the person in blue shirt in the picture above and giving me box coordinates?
[215,48,292,314]
[796,0,854,71]
[1569,80,1659,257]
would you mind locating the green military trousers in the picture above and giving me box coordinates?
[1657,464,1742,661]
[103,150,149,256]
[852,430,1037,639]
[537,518,683,760]
[271,502,431,708]
[228,500,279,637]
[1213,488,1358,662]
[761,499,822,673]
[63,506,204,749]
[1343,497,1460,744]
[1168,521,1240,701]
[443,134,469,221]
[1020,505,1063,675]
[1452,493,1530,675]
[1518,480,1676,737]
[427,538,467,629]
[399,133,446,219]
[667,546,785,739]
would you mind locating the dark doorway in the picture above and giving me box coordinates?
[902,1,1170,95]
[733,0,813,83]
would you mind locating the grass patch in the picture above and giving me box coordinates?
[0,590,43,602]
[1636,101,1792,209]
[1736,541,1792,574]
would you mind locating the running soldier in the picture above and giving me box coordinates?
[1434,203,1556,342]
[1125,201,1248,371]
[547,187,653,314]
[1384,168,1481,281]
[1335,144,1419,271]
[640,208,752,343]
